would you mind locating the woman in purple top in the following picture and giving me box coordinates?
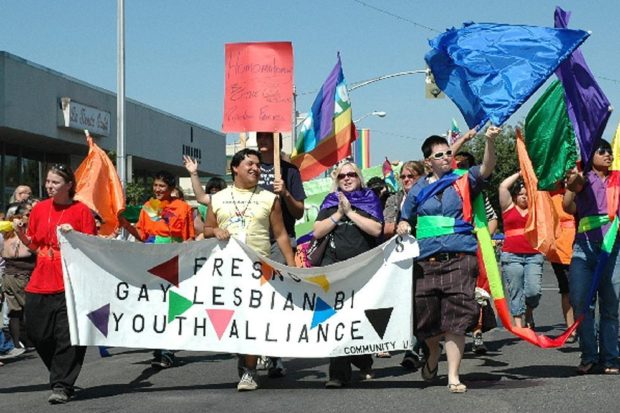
[565,139,620,375]
[313,161,384,389]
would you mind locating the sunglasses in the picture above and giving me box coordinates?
[400,173,417,180]
[597,148,612,156]
[429,150,453,160]
[337,171,358,180]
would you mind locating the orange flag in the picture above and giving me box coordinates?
[516,128,560,256]
[74,134,125,235]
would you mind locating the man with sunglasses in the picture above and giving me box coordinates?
[564,139,620,375]
[396,125,499,393]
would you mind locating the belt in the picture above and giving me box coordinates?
[422,252,471,262]
[504,228,525,237]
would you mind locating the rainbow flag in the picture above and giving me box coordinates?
[382,157,398,192]
[449,118,461,145]
[291,54,357,181]
[352,128,370,169]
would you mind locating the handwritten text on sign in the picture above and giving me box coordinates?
[222,42,293,132]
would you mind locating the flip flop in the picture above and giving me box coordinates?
[421,360,439,382]
[447,382,467,393]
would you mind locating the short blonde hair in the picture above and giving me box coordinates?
[330,161,365,192]
[399,160,425,181]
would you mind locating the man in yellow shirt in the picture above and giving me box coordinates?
[204,148,295,391]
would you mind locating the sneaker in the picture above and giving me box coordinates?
[0,347,26,360]
[256,356,271,370]
[151,353,177,369]
[325,378,344,389]
[360,369,375,380]
[48,388,70,404]
[267,357,287,378]
[237,370,259,391]
[472,333,488,355]
[400,351,422,371]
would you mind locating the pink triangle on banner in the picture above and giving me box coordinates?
[147,255,179,286]
[206,309,235,340]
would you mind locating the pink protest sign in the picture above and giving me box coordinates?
[222,42,293,132]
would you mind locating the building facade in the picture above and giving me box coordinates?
[0,51,225,210]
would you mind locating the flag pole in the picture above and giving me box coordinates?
[116,0,126,188]
[274,132,281,180]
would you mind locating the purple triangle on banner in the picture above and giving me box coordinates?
[87,303,110,337]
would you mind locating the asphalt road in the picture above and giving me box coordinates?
[2,261,619,413]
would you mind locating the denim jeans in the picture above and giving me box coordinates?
[501,252,544,316]
[0,329,14,353]
[569,238,620,368]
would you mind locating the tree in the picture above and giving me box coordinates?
[463,124,520,230]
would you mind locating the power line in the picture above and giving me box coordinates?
[600,76,620,85]
[351,0,440,33]
[372,129,421,141]
[351,0,620,86]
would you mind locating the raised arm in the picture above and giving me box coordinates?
[565,167,585,193]
[183,155,211,206]
[499,172,520,212]
[479,125,500,179]
[450,127,477,156]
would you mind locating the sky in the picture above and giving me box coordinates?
[1,0,619,166]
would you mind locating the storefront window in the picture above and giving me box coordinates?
[4,154,18,207]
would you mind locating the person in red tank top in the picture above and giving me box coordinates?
[11,164,96,404]
[499,172,544,329]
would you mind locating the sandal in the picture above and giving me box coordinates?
[421,360,439,382]
[447,382,467,393]
[603,366,620,375]
[576,362,595,375]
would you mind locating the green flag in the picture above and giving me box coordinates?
[524,80,578,190]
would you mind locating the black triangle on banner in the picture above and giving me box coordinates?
[364,307,394,340]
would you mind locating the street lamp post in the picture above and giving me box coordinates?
[353,110,387,124]
[293,69,428,144]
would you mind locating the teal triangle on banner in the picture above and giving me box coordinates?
[311,297,336,329]
[168,290,193,323]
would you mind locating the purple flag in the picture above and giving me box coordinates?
[555,7,612,170]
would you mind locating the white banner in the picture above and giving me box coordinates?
[60,232,418,357]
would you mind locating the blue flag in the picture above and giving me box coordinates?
[425,22,590,129]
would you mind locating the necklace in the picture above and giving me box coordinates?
[230,186,258,227]
[260,164,275,174]
[47,202,69,258]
